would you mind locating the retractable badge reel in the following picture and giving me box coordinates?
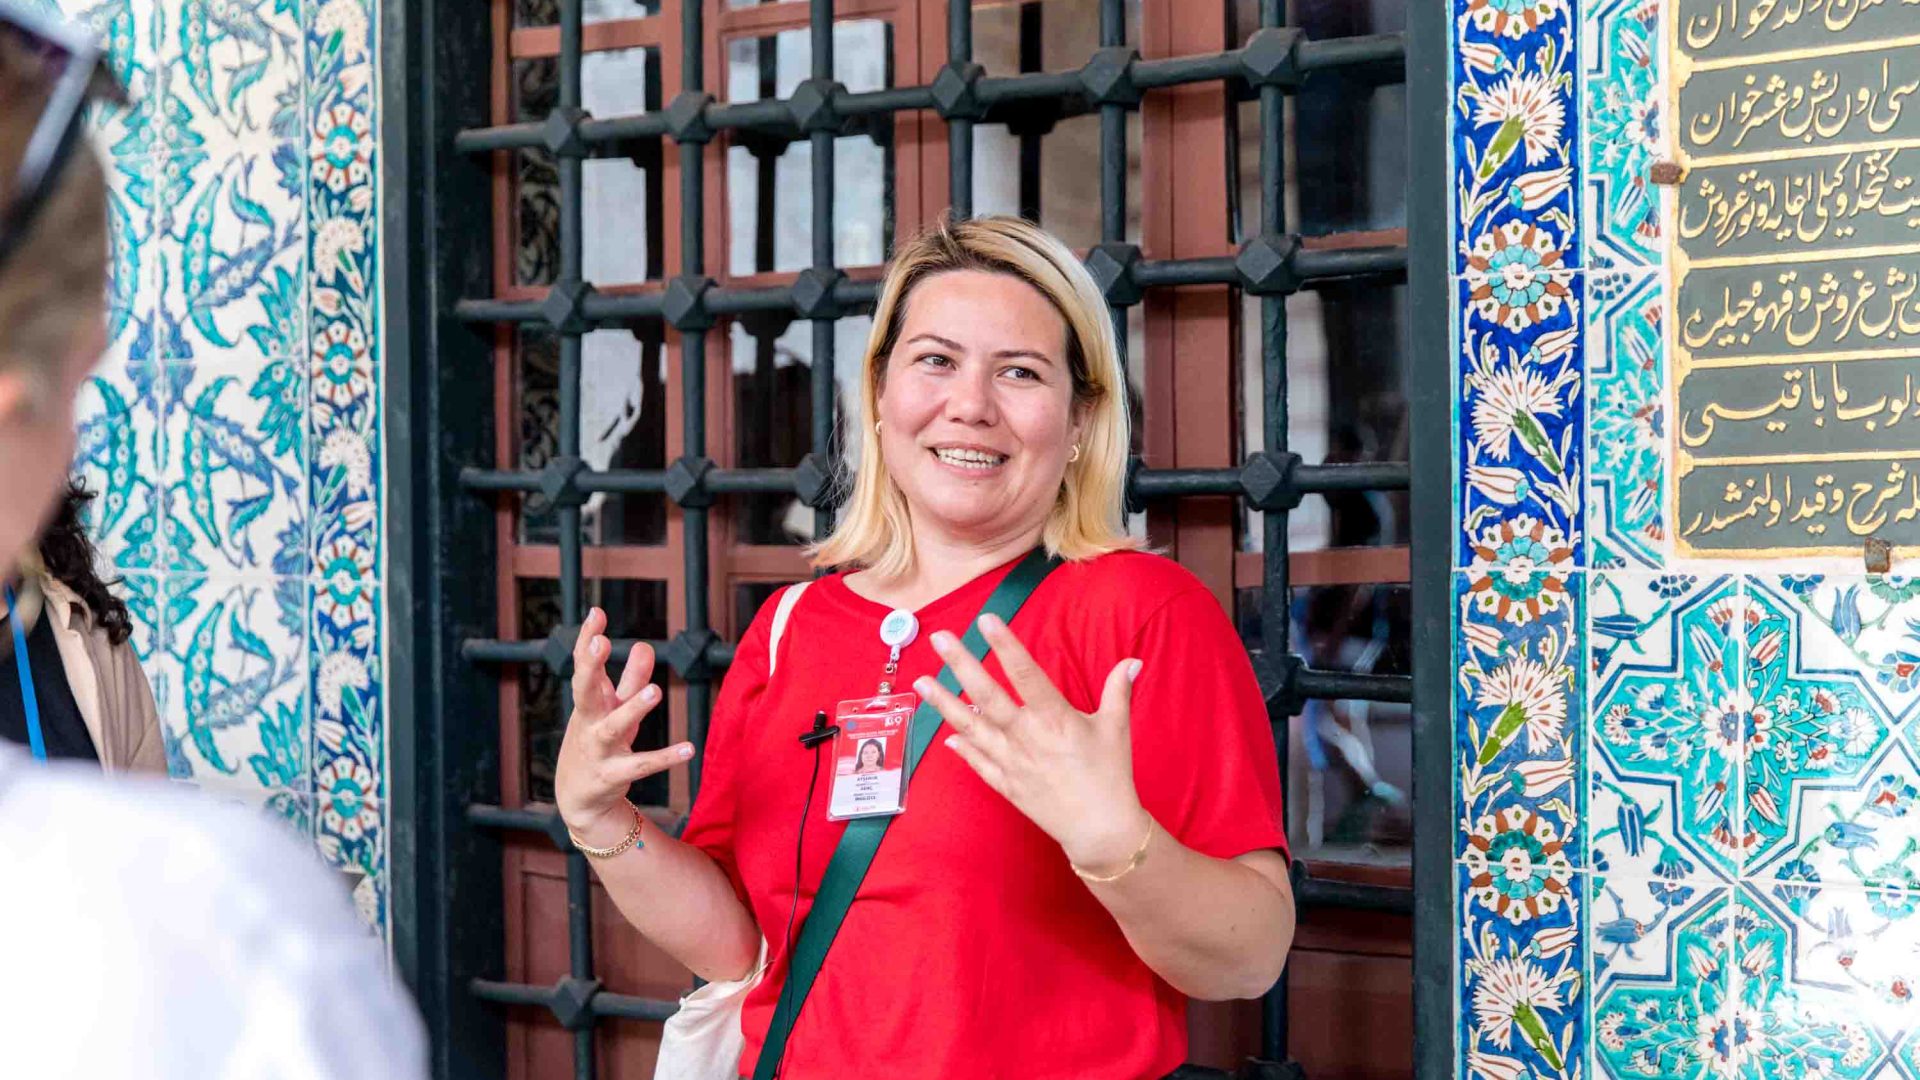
[827,609,920,821]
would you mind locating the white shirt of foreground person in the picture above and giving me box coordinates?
[0,745,427,1078]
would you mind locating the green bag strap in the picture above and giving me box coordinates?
[752,547,1060,1079]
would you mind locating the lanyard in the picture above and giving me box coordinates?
[4,585,45,762]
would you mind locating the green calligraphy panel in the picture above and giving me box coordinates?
[1678,0,1920,64]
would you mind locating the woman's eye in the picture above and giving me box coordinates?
[1003,366,1039,382]
[919,354,954,369]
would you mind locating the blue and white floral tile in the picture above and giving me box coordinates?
[1767,575,1920,731]
[312,552,383,937]
[1740,579,1901,886]
[1585,271,1666,570]
[311,568,382,940]
[1588,874,1731,1080]
[151,144,307,367]
[153,0,304,156]
[159,357,308,579]
[1458,569,1584,874]
[1460,273,1585,571]
[153,573,310,794]
[1461,864,1586,1079]
[303,0,375,100]
[309,423,376,579]
[51,0,158,161]
[1590,573,1745,879]
[311,576,380,801]
[101,155,160,371]
[110,571,164,664]
[1453,0,1581,274]
[1727,884,1903,1078]
[1578,0,1660,271]
[73,363,167,578]
[314,782,381,894]
[304,18,378,579]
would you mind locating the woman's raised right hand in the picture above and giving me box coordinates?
[553,607,693,841]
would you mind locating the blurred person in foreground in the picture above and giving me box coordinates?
[0,5,426,1076]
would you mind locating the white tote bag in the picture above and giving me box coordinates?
[653,581,809,1080]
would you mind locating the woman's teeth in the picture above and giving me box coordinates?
[933,447,1007,470]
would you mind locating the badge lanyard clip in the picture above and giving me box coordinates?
[875,608,917,695]
[4,585,46,762]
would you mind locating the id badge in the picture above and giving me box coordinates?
[827,692,918,821]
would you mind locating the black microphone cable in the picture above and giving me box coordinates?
[770,710,833,1078]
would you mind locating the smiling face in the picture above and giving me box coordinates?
[874,269,1083,551]
[858,741,883,770]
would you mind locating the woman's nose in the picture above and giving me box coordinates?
[944,369,998,425]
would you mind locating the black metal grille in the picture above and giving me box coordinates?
[386,1,1447,1077]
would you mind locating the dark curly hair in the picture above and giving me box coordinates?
[37,479,132,646]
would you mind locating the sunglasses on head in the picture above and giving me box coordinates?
[0,0,126,279]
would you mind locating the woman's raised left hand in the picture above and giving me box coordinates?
[915,613,1152,877]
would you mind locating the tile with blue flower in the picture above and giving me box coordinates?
[1738,579,1899,883]
[1589,572,1745,878]
[1458,570,1583,886]
[1461,864,1586,1080]
[1588,875,1731,1080]
[1579,0,1661,269]
[1584,271,1665,570]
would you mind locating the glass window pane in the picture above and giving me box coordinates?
[515,0,661,29]
[1231,0,1409,555]
[513,49,662,288]
[512,58,561,286]
[517,326,670,546]
[725,21,893,275]
[727,314,871,545]
[1234,582,1412,860]
[970,0,1143,251]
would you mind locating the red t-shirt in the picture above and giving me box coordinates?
[680,550,1288,1079]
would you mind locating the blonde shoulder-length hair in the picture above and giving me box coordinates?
[810,216,1140,578]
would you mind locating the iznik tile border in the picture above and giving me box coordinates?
[1454,0,1588,1072]
[61,0,385,939]
[1456,0,1920,1070]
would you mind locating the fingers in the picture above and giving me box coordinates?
[615,641,656,702]
[604,742,696,785]
[913,672,981,733]
[915,674,1011,760]
[596,682,662,748]
[928,630,1015,724]
[942,733,1005,793]
[976,614,1069,714]
[569,608,611,707]
[1096,658,1142,724]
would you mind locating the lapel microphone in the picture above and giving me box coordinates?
[798,709,838,749]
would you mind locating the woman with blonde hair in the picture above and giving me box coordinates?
[554,215,1295,1079]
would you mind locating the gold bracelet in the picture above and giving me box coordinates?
[568,801,646,860]
[1071,817,1155,884]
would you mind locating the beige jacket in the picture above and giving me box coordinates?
[35,574,166,775]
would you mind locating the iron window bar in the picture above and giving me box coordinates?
[447,0,1418,1075]
[450,31,1404,155]
[449,242,1406,325]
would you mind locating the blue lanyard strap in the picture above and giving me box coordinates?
[4,585,45,762]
